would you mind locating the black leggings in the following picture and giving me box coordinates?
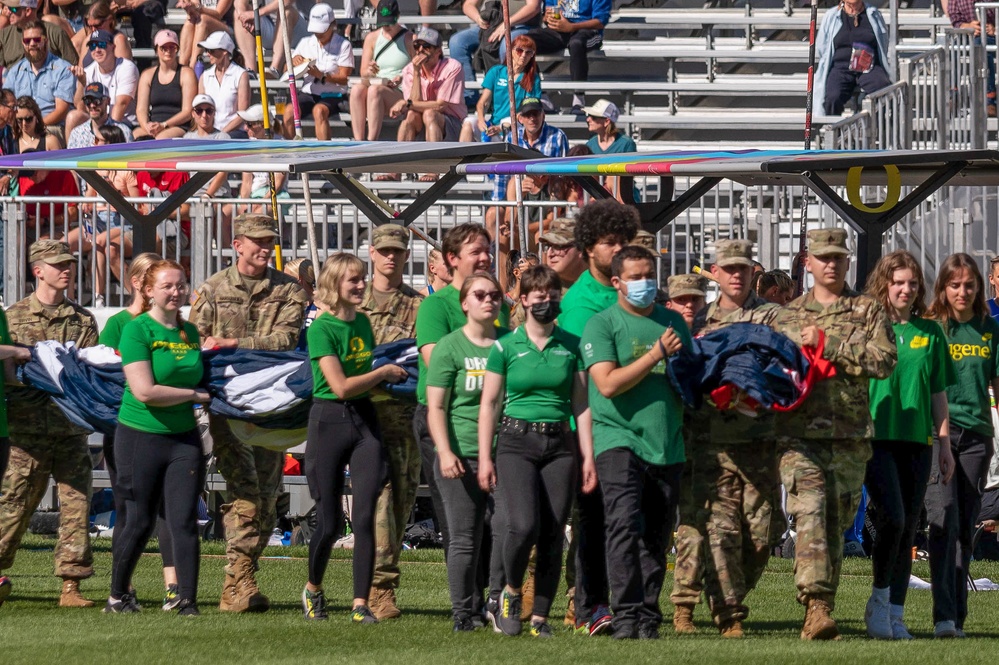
[104,432,175,570]
[494,424,577,618]
[865,440,932,606]
[306,398,385,598]
[111,423,203,601]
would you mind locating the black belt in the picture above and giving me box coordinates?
[500,416,568,436]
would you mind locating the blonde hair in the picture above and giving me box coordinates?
[315,253,365,312]
[427,248,443,280]
[141,259,190,343]
[284,257,316,288]
[128,252,162,303]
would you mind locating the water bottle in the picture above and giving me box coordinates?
[480,120,492,143]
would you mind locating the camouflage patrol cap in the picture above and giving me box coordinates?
[668,273,707,299]
[714,239,755,268]
[539,217,576,246]
[234,213,279,240]
[807,227,850,257]
[29,239,76,264]
[371,224,409,251]
[631,230,657,251]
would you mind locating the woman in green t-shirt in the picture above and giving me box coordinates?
[107,259,209,616]
[477,265,597,638]
[302,253,408,624]
[426,272,507,631]
[924,253,999,638]
[863,250,955,640]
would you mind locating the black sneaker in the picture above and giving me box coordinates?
[453,616,476,632]
[638,623,660,640]
[351,604,379,624]
[530,620,554,638]
[611,623,637,640]
[470,612,486,629]
[570,104,587,116]
[302,587,328,621]
[162,584,181,611]
[497,589,522,636]
[176,599,200,617]
[484,596,501,633]
[104,593,141,614]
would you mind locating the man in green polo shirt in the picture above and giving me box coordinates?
[413,223,509,560]
[557,199,638,633]
[582,244,691,640]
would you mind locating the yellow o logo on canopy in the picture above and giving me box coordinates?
[846,165,901,213]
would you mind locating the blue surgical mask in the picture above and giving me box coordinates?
[623,278,658,308]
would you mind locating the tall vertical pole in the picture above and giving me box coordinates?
[501,0,527,258]
[795,0,819,295]
[252,0,283,269]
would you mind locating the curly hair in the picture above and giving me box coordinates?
[864,250,927,319]
[574,199,639,258]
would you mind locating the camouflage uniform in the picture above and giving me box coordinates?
[189,216,307,582]
[772,229,897,612]
[358,224,423,597]
[0,242,98,584]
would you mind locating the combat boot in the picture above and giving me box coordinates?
[719,619,744,638]
[673,603,696,634]
[218,572,237,611]
[59,578,94,608]
[368,586,401,620]
[520,572,535,621]
[220,558,269,613]
[563,589,575,626]
[801,595,840,641]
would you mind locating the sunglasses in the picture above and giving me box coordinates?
[83,97,104,106]
[247,121,263,129]
[88,40,108,50]
[22,36,43,45]
[413,42,434,51]
[471,289,502,303]
[193,106,215,115]
[86,20,104,29]
[514,47,535,56]
[9,6,22,13]
[16,115,34,123]
[158,43,178,52]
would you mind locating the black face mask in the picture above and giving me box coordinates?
[530,300,561,324]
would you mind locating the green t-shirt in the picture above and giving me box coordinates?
[308,311,375,401]
[99,309,136,349]
[581,303,691,466]
[942,316,999,437]
[486,325,583,423]
[0,308,12,438]
[118,313,203,435]
[425,329,501,457]
[415,284,509,405]
[558,269,618,337]
[869,318,955,445]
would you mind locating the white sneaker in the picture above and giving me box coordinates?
[890,615,914,640]
[934,620,957,638]
[865,594,893,639]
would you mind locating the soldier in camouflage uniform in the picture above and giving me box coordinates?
[772,228,897,640]
[189,214,307,613]
[671,240,783,637]
[358,224,423,620]
[666,274,708,329]
[0,241,98,608]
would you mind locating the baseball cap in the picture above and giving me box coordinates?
[582,99,620,123]
[375,0,400,26]
[714,239,755,268]
[371,224,409,251]
[83,81,109,100]
[307,3,336,33]
[668,274,707,299]
[3,0,39,9]
[234,213,279,239]
[198,30,235,53]
[539,217,576,246]
[237,104,273,123]
[154,29,180,48]
[192,94,215,109]
[88,29,114,44]
[414,27,441,47]
[631,229,657,252]
[807,228,850,257]
[29,239,76,265]
[518,97,544,114]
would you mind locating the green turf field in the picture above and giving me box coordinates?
[4,533,999,664]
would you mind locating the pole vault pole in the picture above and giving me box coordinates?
[278,0,304,139]
[795,0,818,296]
[501,0,527,258]
[252,0,283,270]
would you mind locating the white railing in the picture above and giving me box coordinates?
[901,46,948,149]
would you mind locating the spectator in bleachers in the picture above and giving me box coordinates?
[65,28,140,138]
[198,30,251,136]
[815,0,892,116]
[460,35,540,142]
[527,0,610,115]
[67,82,133,149]
[135,159,192,260]
[133,29,197,139]
[39,0,84,35]
[381,27,464,181]
[176,0,237,70]
[184,93,233,232]
[2,21,77,127]
[0,90,16,161]
[282,3,354,141]
[448,0,540,106]
[14,101,76,232]
[231,0,301,78]
[946,0,996,115]
[113,0,167,52]
[71,2,131,66]
[0,0,77,68]
[584,99,633,154]
[348,0,413,142]
[13,96,61,154]
[238,104,290,214]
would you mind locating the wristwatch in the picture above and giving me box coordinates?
[406,99,413,109]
